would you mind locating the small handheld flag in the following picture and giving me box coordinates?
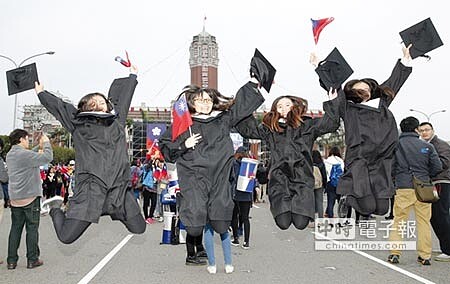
[311,17,334,45]
[172,94,193,141]
[115,51,131,67]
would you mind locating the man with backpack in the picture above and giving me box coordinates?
[324,147,344,218]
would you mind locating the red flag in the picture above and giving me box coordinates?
[311,17,334,44]
[115,50,131,67]
[172,94,193,141]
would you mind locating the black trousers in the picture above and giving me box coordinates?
[186,233,205,257]
[431,183,450,255]
[231,201,251,243]
[142,189,157,219]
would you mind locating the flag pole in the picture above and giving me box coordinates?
[188,126,194,149]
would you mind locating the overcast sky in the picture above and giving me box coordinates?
[1,0,449,139]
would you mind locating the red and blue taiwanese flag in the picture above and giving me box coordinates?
[146,123,166,160]
[172,93,193,141]
[311,17,334,44]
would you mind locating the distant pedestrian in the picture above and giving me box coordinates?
[0,137,7,264]
[230,146,253,249]
[1,138,9,209]
[324,147,345,218]
[312,150,327,221]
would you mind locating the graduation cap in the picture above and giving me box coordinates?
[315,47,353,91]
[399,18,443,59]
[6,63,39,96]
[250,48,276,93]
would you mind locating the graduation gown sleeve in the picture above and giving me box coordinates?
[38,91,77,133]
[378,59,412,106]
[107,74,138,125]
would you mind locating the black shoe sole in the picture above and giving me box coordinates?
[7,264,17,270]
[185,261,207,266]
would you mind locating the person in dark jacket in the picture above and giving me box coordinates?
[387,116,442,265]
[43,166,57,199]
[329,45,413,217]
[230,146,253,249]
[36,64,145,244]
[419,122,450,262]
[236,91,340,230]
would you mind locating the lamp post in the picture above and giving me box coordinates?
[409,109,446,122]
[0,51,55,129]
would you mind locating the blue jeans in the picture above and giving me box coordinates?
[203,223,232,266]
[326,183,339,218]
[2,182,9,200]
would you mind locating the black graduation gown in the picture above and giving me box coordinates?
[38,74,140,222]
[159,82,264,228]
[337,60,412,215]
[235,97,340,220]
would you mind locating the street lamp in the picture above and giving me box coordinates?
[409,109,446,122]
[0,51,55,129]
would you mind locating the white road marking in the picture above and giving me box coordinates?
[78,234,134,284]
[312,231,435,284]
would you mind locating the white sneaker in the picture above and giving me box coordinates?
[207,265,216,274]
[41,196,64,214]
[435,253,450,262]
[225,264,234,274]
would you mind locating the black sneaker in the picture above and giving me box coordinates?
[242,242,250,249]
[196,250,207,259]
[231,238,240,246]
[417,256,431,266]
[387,254,400,264]
[185,256,206,266]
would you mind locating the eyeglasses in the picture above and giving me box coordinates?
[194,98,213,104]
[418,128,433,133]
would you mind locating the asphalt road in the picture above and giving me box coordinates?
[0,198,448,284]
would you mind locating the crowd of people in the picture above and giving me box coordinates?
[0,41,449,275]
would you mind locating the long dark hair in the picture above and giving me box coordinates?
[179,85,235,114]
[343,78,395,103]
[328,146,342,158]
[262,95,307,133]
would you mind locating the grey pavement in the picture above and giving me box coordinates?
[0,197,448,284]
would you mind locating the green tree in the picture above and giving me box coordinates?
[49,127,71,148]
[315,121,346,148]
[52,146,75,165]
[0,135,10,159]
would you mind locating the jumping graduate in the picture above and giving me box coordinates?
[159,83,264,236]
[159,54,269,237]
[313,45,413,216]
[235,92,341,230]
[36,65,146,244]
